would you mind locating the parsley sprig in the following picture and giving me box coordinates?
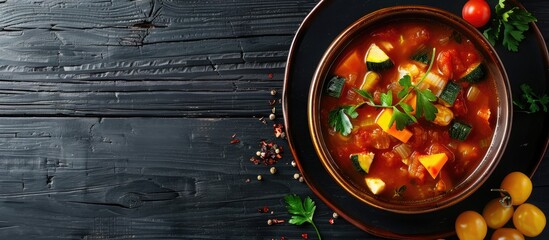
[328,48,438,135]
[513,83,549,113]
[284,194,321,240]
[483,0,537,52]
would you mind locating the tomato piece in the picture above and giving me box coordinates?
[500,172,532,205]
[491,228,525,240]
[455,210,488,240]
[437,50,453,78]
[462,0,491,28]
[437,49,466,79]
[482,198,514,229]
[513,203,546,237]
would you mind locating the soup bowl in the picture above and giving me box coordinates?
[308,6,512,214]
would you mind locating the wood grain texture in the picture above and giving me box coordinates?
[0,117,373,239]
[0,0,316,117]
[0,0,545,239]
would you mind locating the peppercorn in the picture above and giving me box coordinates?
[267,219,273,225]
[293,173,300,180]
[269,167,277,174]
[291,161,297,167]
[332,212,339,219]
[257,175,263,181]
[270,89,277,96]
[298,176,304,182]
[269,113,276,120]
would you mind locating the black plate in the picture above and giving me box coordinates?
[283,0,549,239]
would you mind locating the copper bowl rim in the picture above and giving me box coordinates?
[307,5,513,214]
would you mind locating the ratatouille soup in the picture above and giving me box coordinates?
[320,20,497,201]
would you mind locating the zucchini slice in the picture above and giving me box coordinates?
[460,63,486,83]
[326,76,345,98]
[365,43,394,71]
[410,48,432,65]
[439,81,462,106]
[350,152,375,173]
[449,121,472,141]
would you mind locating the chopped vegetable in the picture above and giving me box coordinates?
[449,121,473,141]
[360,71,380,92]
[335,50,362,76]
[418,153,449,179]
[350,152,375,173]
[483,0,537,52]
[439,81,462,106]
[365,43,394,71]
[433,104,454,126]
[410,48,432,65]
[375,109,413,143]
[477,108,491,122]
[326,76,346,98]
[365,177,386,195]
[466,85,481,102]
[393,143,412,159]
[460,63,486,83]
[423,72,448,96]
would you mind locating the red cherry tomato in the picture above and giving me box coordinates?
[462,0,491,28]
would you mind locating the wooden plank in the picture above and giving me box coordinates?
[0,0,317,117]
[0,117,374,239]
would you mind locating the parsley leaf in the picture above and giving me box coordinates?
[513,83,549,113]
[483,0,537,52]
[354,88,375,104]
[328,105,358,136]
[284,194,322,240]
[390,107,413,131]
[380,90,393,107]
[415,88,438,121]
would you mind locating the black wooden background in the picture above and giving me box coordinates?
[0,0,546,239]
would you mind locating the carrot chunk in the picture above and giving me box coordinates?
[375,109,413,143]
[334,50,362,76]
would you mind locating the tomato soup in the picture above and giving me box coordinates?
[320,20,497,201]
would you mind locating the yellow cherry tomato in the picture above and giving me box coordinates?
[500,172,532,205]
[483,198,514,229]
[455,210,487,240]
[513,203,546,237]
[491,228,525,240]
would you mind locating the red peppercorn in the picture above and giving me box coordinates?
[301,233,308,239]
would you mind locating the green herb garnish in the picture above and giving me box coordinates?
[393,185,407,198]
[483,0,537,52]
[328,48,438,135]
[284,194,321,240]
[328,105,359,136]
[513,83,549,113]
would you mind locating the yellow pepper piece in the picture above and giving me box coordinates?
[418,153,449,179]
